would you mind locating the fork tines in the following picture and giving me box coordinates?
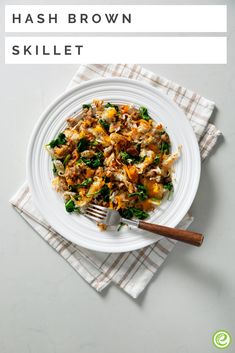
[85,204,107,223]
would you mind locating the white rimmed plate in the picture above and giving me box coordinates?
[27,77,201,252]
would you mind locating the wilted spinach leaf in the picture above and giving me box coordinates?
[48,133,67,148]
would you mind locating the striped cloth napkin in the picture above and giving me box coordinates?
[10,64,222,298]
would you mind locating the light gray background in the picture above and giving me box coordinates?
[0,0,235,352]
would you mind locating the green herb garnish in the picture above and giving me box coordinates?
[69,178,93,191]
[129,184,148,201]
[86,184,110,200]
[99,119,110,132]
[99,184,110,202]
[77,138,90,152]
[63,154,71,166]
[65,199,75,212]
[119,208,133,219]
[119,207,149,220]
[78,152,103,169]
[139,106,151,121]
[48,133,67,148]
[120,151,132,164]
[117,222,125,231]
[76,178,93,188]
[154,155,160,165]
[82,104,91,109]
[65,199,80,213]
[160,141,170,154]
[52,162,57,175]
[120,151,145,165]
[164,182,173,191]
[105,102,119,111]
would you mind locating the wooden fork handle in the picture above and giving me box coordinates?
[138,221,204,247]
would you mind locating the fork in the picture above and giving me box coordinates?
[84,204,204,247]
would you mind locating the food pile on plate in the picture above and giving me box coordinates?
[46,100,179,229]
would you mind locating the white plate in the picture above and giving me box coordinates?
[27,77,201,252]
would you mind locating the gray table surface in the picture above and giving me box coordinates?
[1,0,235,352]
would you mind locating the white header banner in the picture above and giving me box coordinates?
[5,5,227,33]
[5,37,227,64]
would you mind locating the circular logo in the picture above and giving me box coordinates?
[213,330,232,349]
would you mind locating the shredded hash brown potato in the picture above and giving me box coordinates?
[46,100,179,230]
